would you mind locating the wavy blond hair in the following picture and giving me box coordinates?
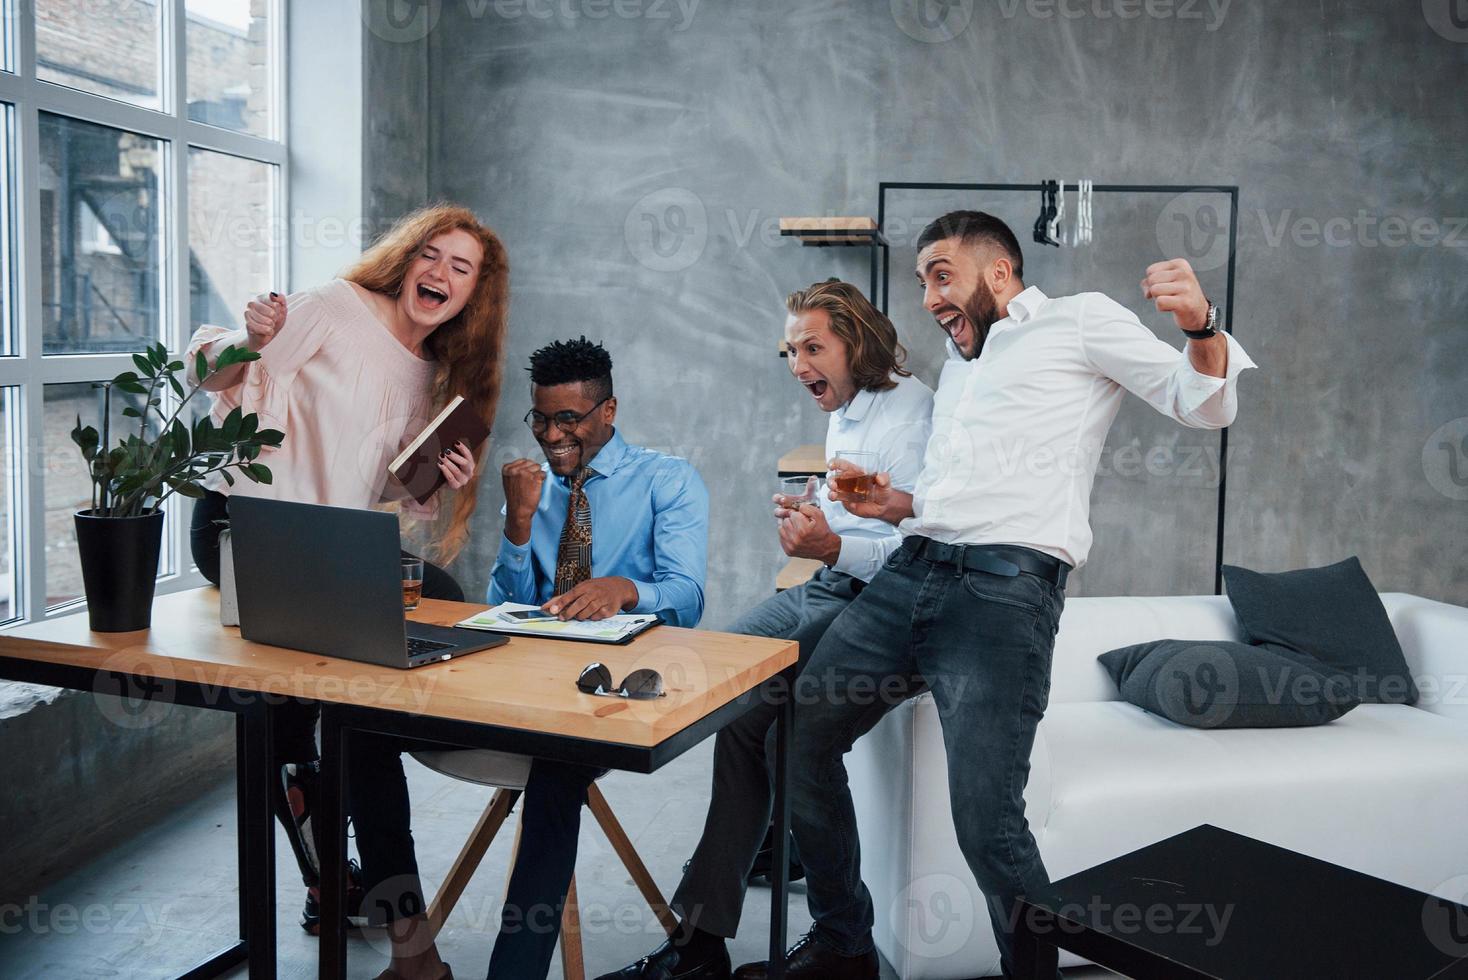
[344,203,509,564]
[786,278,909,392]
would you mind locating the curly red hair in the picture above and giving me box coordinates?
[344,203,510,564]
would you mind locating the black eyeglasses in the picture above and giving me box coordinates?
[575,662,665,700]
[524,398,609,435]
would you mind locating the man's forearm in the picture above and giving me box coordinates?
[882,490,915,526]
[1186,333,1229,379]
[812,533,842,567]
[627,574,704,627]
[489,533,536,605]
[504,514,532,546]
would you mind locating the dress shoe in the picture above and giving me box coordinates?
[594,935,732,980]
[745,833,805,885]
[732,931,878,979]
[680,827,805,885]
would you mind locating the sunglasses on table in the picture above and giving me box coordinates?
[575,662,665,700]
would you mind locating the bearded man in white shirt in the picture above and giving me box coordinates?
[731,211,1255,980]
[598,279,932,980]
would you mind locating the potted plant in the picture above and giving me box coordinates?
[69,342,284,632]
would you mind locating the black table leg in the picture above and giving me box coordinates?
[236,712,250,947]
[319,705,348,980]
[768,690,793,980]
[240,700,277,980]
[1012,901,1060,980]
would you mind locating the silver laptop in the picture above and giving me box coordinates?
[229,496,506,669]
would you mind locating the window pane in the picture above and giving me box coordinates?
[187,0,274,138]
[39,113,164,355]
[0,388,15,623]
[36,0,162,110]
[2,0,13,74]
[44,381,174,609]
[0,104,13,357]
[189,148,275,333]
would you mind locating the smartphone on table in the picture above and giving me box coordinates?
[499,608,559,623]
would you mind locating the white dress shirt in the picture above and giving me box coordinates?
[902,286,1256,568]
[814,372,934,582]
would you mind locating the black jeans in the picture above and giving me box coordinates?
[672,567,863,938]
[788,539,1066,980]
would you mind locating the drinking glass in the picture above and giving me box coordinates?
[401,556,425,612]
[831,450,878,502]
[778,475,816,508]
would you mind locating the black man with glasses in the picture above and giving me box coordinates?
[350,337,708,980]
[484,337,708,978]
[491,337,707,628]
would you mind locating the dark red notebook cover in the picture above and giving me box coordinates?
[388,396,491,505]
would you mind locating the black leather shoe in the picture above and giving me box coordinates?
[745,834,805,885]
[594,936,732,980]
[732,931,878,979]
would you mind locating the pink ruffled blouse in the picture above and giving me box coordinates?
[184,279,440,515]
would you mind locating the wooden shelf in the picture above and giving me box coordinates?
[777,444,826,477]
[776,557,822,592]
[778,216,885,247]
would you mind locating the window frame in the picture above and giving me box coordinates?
[0,0,287,625]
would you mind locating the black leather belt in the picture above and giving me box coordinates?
[904,537,1070,588]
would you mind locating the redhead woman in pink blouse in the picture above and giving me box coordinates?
[184,204,508,941]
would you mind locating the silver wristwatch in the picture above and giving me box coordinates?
[1183,301,1220,341]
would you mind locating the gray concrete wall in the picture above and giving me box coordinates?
[396,0,1468,625]
[362,5,432,235]
[0,685,235,902]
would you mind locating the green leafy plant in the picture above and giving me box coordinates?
[69,342,286,518]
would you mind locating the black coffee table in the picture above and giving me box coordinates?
[1012,823,1468,979]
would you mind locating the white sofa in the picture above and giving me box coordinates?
[847,592,1468,978]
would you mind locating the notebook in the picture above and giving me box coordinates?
[388,395,492,504]
[454,603,662,645]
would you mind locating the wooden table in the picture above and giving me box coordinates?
[777,444,827,477]
[776,557,822,592]
[0,589,798,980]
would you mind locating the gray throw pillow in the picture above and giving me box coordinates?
[1222,558,1418,705]
[1097,640,1360,729]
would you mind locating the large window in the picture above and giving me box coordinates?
[0,0,286,625]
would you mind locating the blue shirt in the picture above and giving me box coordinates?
[487,430,709,627]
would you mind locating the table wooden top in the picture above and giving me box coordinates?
[776,557,822,593]
[0,589,796,749]
[777,444,826,476]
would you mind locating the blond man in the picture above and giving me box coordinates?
[598,280,932,980]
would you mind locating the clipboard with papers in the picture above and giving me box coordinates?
[453,603,663,645]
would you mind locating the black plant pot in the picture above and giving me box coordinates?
[74,509,165,632]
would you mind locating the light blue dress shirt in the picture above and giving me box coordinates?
[487,429,709,627]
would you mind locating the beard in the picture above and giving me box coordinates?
[957,279,1003,361]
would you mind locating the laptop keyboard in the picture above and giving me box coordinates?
[407,636,455,659]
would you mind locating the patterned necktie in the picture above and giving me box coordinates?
[554,466,595,595]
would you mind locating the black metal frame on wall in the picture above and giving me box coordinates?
[871,181,1240,595]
